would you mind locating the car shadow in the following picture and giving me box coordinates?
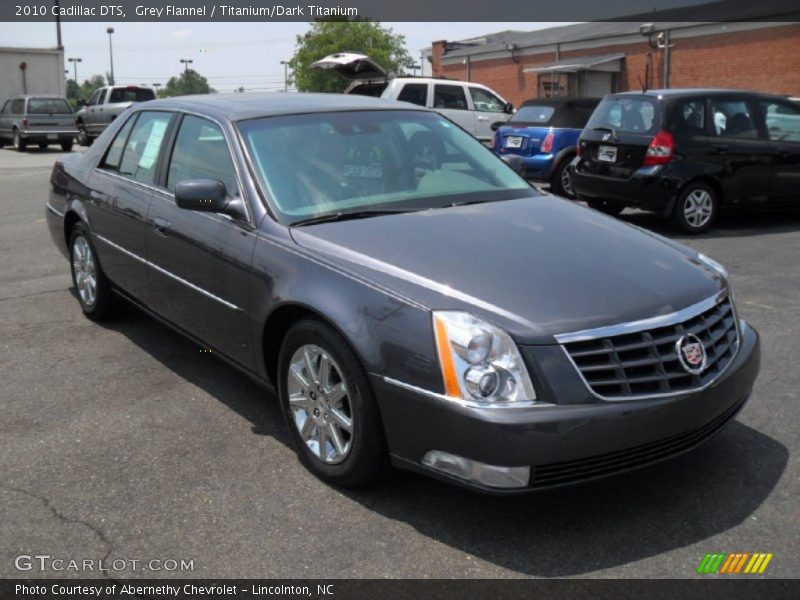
[616,208,800,240]
[98,298,788,578]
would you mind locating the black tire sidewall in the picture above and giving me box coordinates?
[13,130,26,152]
[61,141,74,152]
[673,182,718,234]
[68,223,113,320]
[277,319,387,487]
[551,157,575,198]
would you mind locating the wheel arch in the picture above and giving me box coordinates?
[681,175,724,206]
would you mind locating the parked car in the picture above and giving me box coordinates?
[0,95,77,152]
[491,97,600,197]
[75,85,156,146]
[46,93,759,493]
[572,89,800,233]
[311,52,513,143]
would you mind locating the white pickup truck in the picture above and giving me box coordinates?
[312,52,514,143]
[75,85,156,145]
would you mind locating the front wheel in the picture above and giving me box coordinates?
[550,157,576,198]
[277,319,389,488]
[69,222,116,320]
[76,124,92,146]
[587,199,624,217]
[673,182,718,234]
[61,140,74,152]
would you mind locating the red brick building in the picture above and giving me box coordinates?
[431,22,800,107]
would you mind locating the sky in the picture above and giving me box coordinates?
[0,21,573,93]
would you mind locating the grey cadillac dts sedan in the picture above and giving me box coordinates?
[46,93,760,493]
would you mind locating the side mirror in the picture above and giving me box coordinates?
[505,102,515,114]
[175,179,247,220]
[500,154,525,175]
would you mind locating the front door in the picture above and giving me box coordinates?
[145,113,257,371]
[468,86,510,143]
[758,98,800,203]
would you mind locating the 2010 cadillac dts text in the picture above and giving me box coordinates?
[45,94,760,493]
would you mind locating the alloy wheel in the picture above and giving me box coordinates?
[683,189,714,229]
[287,344,353,464]
[72,236,97,306]
[560,163,574,197]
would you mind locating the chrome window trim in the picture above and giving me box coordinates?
[95,233,242,311]
[46,203,65,218]
[382,376,552,410]
[556,290,741,402]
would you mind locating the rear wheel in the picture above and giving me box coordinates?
[61,140,74,152]
[277,319,389,487]
[38,143,48,150]
[69,222,116,320]
[587,199,624,217]
[550,156,576,198]
[76,123,92,146]
[673,182,718,234]
[13,129,27,152]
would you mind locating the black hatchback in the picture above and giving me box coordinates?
[571,89,800,233]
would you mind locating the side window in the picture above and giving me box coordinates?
[97,89,107,105]
[117,111,173,185]
[10,99,24,114]
[760,101,800,143]
[433,84,468,110]
[469,87,506,113]
[99,114,137,171]
[397,83,428,107]
[166,115,238,196]
[677,99,705,133]
[1,101,10,114]
[86,90,99,107]
[710,100,758,139]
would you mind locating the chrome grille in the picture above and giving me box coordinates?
[562,296,739,399]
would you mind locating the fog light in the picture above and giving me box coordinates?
[422,450,530,489]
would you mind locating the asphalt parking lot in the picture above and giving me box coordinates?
[1,146,798,579]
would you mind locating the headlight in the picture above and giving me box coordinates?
[433,311,536,405]
[697,252,728,280]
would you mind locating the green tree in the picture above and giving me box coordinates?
[162,68,213,97]
[78,74,105,101]
[289,20,412,93]
[65,78,80,103]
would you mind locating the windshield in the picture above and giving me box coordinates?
[511,105,555,124]
[238,110,535,225]
[27,98,73,114]
[586,95,660,134]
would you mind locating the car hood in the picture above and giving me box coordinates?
[290,195,724,344]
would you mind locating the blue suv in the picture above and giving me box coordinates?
[492,97,599,197]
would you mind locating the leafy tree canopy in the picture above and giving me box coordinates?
[162,69,214,97]
[289,20,413,93]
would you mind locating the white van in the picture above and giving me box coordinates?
[311,52,514,143]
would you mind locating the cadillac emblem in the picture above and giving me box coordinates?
[676,334,707,375]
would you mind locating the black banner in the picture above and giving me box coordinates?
[3,0,800,22]
[1,579,799,600]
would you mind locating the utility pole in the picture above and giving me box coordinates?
[68,57,82,82]
[280,60,289,92]
[54,0,63,49]
[180,59,194,94]
[153,83,162,96]
[106,27,115,85]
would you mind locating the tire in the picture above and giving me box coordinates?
[76,123,92,146]
[549,156,576,198]
[277,318,389,488]
[61,140,74,152]
[69,222,116,320]
[587,199,625,217]
[672,182,719,234]
[13,129,27,152]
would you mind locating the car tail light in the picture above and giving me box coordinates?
[541,132,554,153]
[643,130,674,166]
[577,141,584,157]
[22,117,28,127]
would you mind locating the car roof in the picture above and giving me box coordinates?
[611,88,790,101]
[136,92,429,121]
[520,97,601,108]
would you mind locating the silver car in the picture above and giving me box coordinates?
[75,85,156,146]
[0,95,77,152]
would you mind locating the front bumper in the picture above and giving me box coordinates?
[373,320,759,494]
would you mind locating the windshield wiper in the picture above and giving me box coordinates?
[592,126,620,142]
[290,208,414,227]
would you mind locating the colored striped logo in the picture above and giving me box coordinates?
[697,553,773,574]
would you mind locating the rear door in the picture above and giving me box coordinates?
[432,84,475,136]
[707,96,772,204]
[86,89,108,133]
[758,98,800,203]
[579,95,661,179]
[145,113,257,370]
[396,82,429,108]
[468,86,510,142]
[88,110,175,297]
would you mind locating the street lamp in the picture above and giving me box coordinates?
[68,57,82,82]
[180,59,194,94]
[280,60,289,92]
[106,27,115,85]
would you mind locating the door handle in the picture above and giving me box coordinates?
[477,116,489,121]
[152,217,171,236]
